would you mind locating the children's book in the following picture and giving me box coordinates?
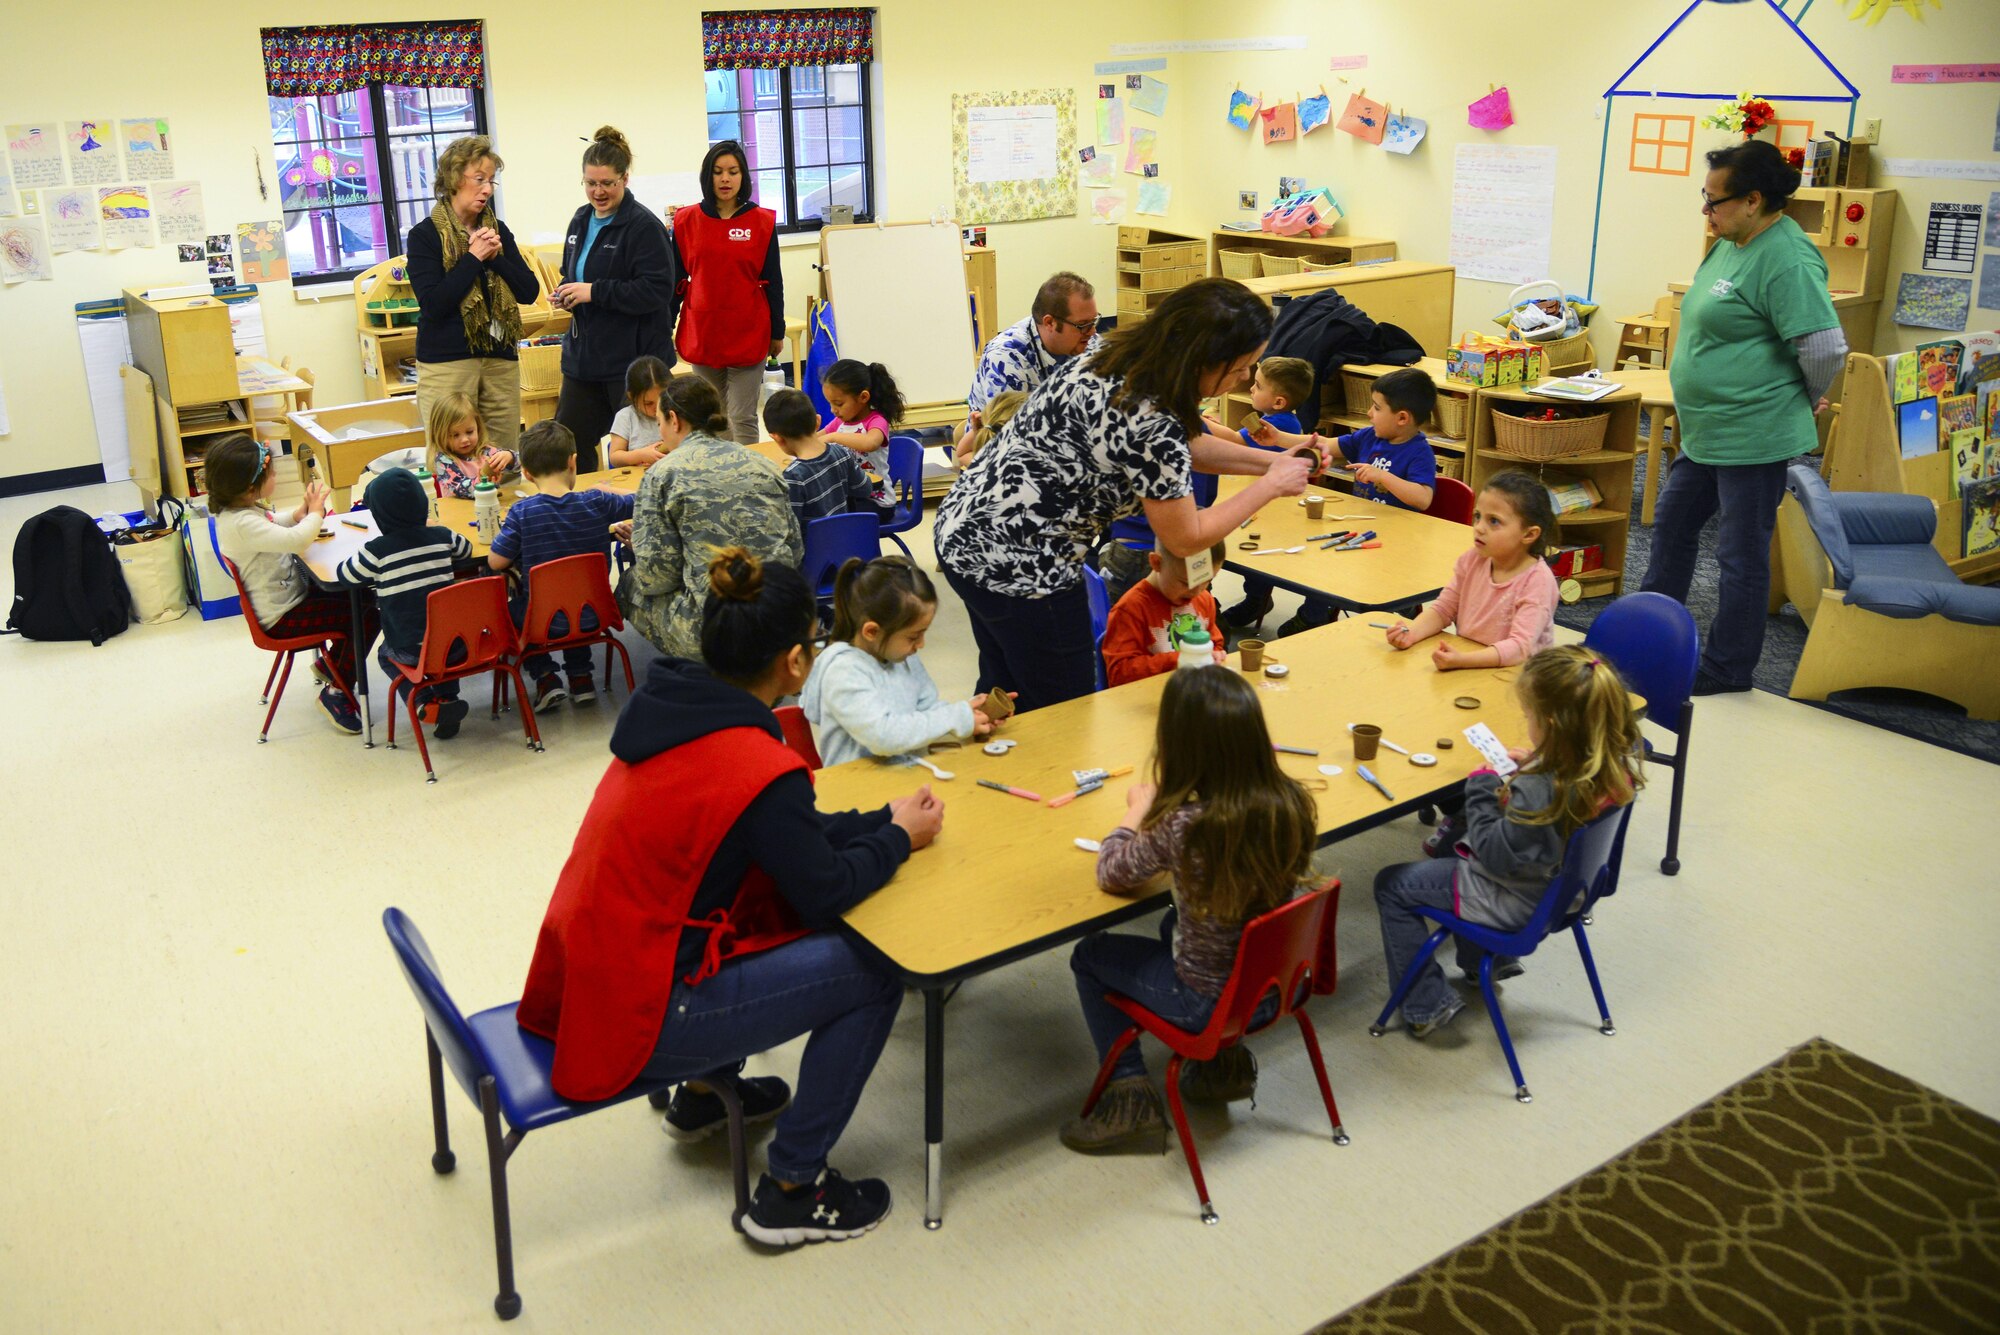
[1917,338,1963,398]
[1527,375,1620,402]
[1940,393,1977,435]
[1950,429,1982,497]
[1963,473,2000,559]
[1898,397,1940,459]
[1956,333,2000,392]
[1891,352,1921,405]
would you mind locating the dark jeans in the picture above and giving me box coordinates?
[941,565,1096,711]
[1640,454,1790,688]
[381,642,463,706]
[642,932,902,1184]
[1374,858,1494,1026]
[509,598,600,681]
[553,375,625,473]
[1072,911,1279,1080]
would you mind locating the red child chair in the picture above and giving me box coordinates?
[218,555,357,744]
[507,553,635,706]
[386,575,541,782]
[1076,880,1348,1225]
[773,704,823,769]
[1424,476,1476,526]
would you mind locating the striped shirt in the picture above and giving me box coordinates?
[784,445,881,526]
[335,525,475,658]
[489,490,635,573]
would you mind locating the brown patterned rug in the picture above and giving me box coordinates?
[1312,1039,2000,1334]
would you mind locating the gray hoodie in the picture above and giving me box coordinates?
[1451,770,1572,932]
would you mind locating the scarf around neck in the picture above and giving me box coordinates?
[432,199,524,356]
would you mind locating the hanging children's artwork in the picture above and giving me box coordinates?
[1261,102,1298,145]
[5,123,65,189]
[153,182,206,246]
[64,119,119,186]
[98,185,154,249]
[1129,76,1169,118]
[1096,97,1125,147]
[1091,190,1125,225]
[1078,146,1113,187]
[1338,92,1388,143]
[1383,113,1429,154]
[1227,89,1261,132]
[0,217,54,284]
[1468,86,1515,131]
[1894,273,1972,330]
[1123,127,1158,175]
[237,219,289,283]
[121,118,174,181]
[1298,93,1333,136]
[1136,182,1171,216]
[43,188,101,253]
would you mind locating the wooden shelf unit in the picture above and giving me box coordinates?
[1237,261,1457,359]
[1113,226,1203,326]
[352,251,568,405]
[1207,230,1397,277]
[1469,384,1643,598]
[121,359,309,504]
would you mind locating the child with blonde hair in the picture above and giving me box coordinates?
[1374,644,1644,1038]
[951,388,1028,470]
[427,390,518,499]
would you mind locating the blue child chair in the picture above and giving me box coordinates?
[800,513,883,623]
[1083,565,1111,691]
[1584,592,1699,876]
[879,435,925,559]
[1370,801,1634,1104]
[382,908,751,1320]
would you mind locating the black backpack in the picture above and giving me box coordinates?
[4,505,132,646]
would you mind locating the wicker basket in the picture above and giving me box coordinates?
[1489,409,1609,461]
[1300,258,1351,273]
[1341,369,1376,416]
[1218,249,1263,280]
[518,342,563,394]
[1532,328,1594,376]
[1259,253,1304,276]
[1432,395,1469,440]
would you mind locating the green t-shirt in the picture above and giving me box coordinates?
[1669,214,1838,467]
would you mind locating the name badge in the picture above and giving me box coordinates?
[1186,547,1215,587]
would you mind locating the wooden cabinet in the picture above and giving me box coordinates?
[1207,230,1397,279]
[1470,384,1643,598]
[123,290,239,406]
[352,252,565,402]
[1237,260,1457,358]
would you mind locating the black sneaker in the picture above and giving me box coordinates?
[1219,592,1274,634]
[662,1075,792,1143]
[1692,669,1750,696]
[432,699,469,740]
[568,673,598,706]
[532,674,569,713]
[317,686,362,735]
[742,1168,891,1247]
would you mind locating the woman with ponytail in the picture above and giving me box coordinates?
[672,138,786,443]
[552,126,677,470]
[520,546,943,1246]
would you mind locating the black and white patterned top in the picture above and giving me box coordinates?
[934,355,1192,598]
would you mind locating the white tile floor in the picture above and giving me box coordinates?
[3,478,1995,1333]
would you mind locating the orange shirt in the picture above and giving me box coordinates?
[1102,579,1222,687]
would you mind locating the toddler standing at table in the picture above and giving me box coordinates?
[1062,666,1318,1154]
[1373,645,1644,1038]
[801,555,998,768]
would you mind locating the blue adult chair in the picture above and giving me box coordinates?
[1083,565,1111,691]
[879,435,925,559]
[1585,592,1699,875]
[801,513,882,623]
[1370,801,1634,1104]
[382,908,751,1320]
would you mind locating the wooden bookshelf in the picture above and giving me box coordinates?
[352,251,567,403]
[1207,230,1397,277]
[1469,384,1643,598]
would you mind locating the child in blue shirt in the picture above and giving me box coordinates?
[487,420,636,712]
[1208,357,1312,634]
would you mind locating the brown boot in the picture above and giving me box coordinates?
[1060,1076,1167,1155]
[1179,1046,1258,1106]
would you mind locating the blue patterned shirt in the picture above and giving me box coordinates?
[967,317,1102,414]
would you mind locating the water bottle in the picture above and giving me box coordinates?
[473,477,499,538]
[760,361,786,412]
[412,466,437,523]
[1175,621,1214,672]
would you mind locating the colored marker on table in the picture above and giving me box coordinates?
[1337,531,1377,550]
[978,778,1042,802]
[1357,765,1395,801]
[1273,744,1319,757]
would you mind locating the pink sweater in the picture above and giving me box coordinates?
[1429,548,1558,666]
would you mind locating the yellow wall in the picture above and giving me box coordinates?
[4,0,1995,487]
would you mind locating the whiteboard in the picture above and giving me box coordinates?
[821,223,978,407]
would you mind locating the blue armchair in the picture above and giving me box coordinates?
[1775,464,2000,719]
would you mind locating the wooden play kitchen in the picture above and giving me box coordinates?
[350,251,569,410]
[286,397,425,511]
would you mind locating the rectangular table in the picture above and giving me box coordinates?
[823,614,1537,1228]
[1215,475,1472,614]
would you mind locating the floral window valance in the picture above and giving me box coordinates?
[702,9,874,70]
[261,21,486,97]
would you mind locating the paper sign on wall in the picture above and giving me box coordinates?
[1261,103,1298,144]
[6,124,65,189]
[966,104,1059,185]
[1922,202,1981,274]
[1894,272,1973,330]
[1450,144,1557,285]
[1468,86,1515,131]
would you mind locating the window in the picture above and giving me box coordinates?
[260,22,489,285]
[1774,119,1817,151]
[1629,114,1697,177]
[701,9,876,235]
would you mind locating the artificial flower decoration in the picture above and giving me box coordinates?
[1702,92,1779,138]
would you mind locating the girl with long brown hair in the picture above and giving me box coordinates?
[1062,665,1319,1153]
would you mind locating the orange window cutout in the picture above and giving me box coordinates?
[1630,114,1696,177]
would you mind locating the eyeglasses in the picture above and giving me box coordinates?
[1051,315,1099,334]
[805,631,832,655]
[581,177,623,192]
[1699,189,1743,212]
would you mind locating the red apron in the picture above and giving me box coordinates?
[673,203,776,369]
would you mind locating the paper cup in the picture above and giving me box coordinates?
[1304,495,1326,520]
[1239,639,1266,671]
[1352,723,1382,761]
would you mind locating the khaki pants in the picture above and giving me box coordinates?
[691,362,766,445]
[417,356,523,455]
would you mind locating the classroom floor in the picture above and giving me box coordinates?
[5,478,1996,1335]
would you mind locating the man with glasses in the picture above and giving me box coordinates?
[964,271,1101,419]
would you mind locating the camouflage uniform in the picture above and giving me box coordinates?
[619,431,803,659]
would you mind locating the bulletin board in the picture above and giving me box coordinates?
[952,88,1078,224]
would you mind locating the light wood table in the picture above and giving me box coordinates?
[1237,260,1457,357]
[824,614,1537,1228]
[1215,475,1470,613]
[1614,368,1678,525]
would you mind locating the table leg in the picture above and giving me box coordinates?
[924,985,944,1230]
[348,587,375,747]
[1641,409,1663,527]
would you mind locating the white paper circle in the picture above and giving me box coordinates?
[1410,753,1439,767]
[1317,764,1344,777]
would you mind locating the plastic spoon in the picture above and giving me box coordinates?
[905,756,955,782]
[1243,545,1305,556]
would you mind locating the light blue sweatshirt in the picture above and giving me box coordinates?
[801,642,976,767]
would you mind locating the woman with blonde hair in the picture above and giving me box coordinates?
[406,134,539,455]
